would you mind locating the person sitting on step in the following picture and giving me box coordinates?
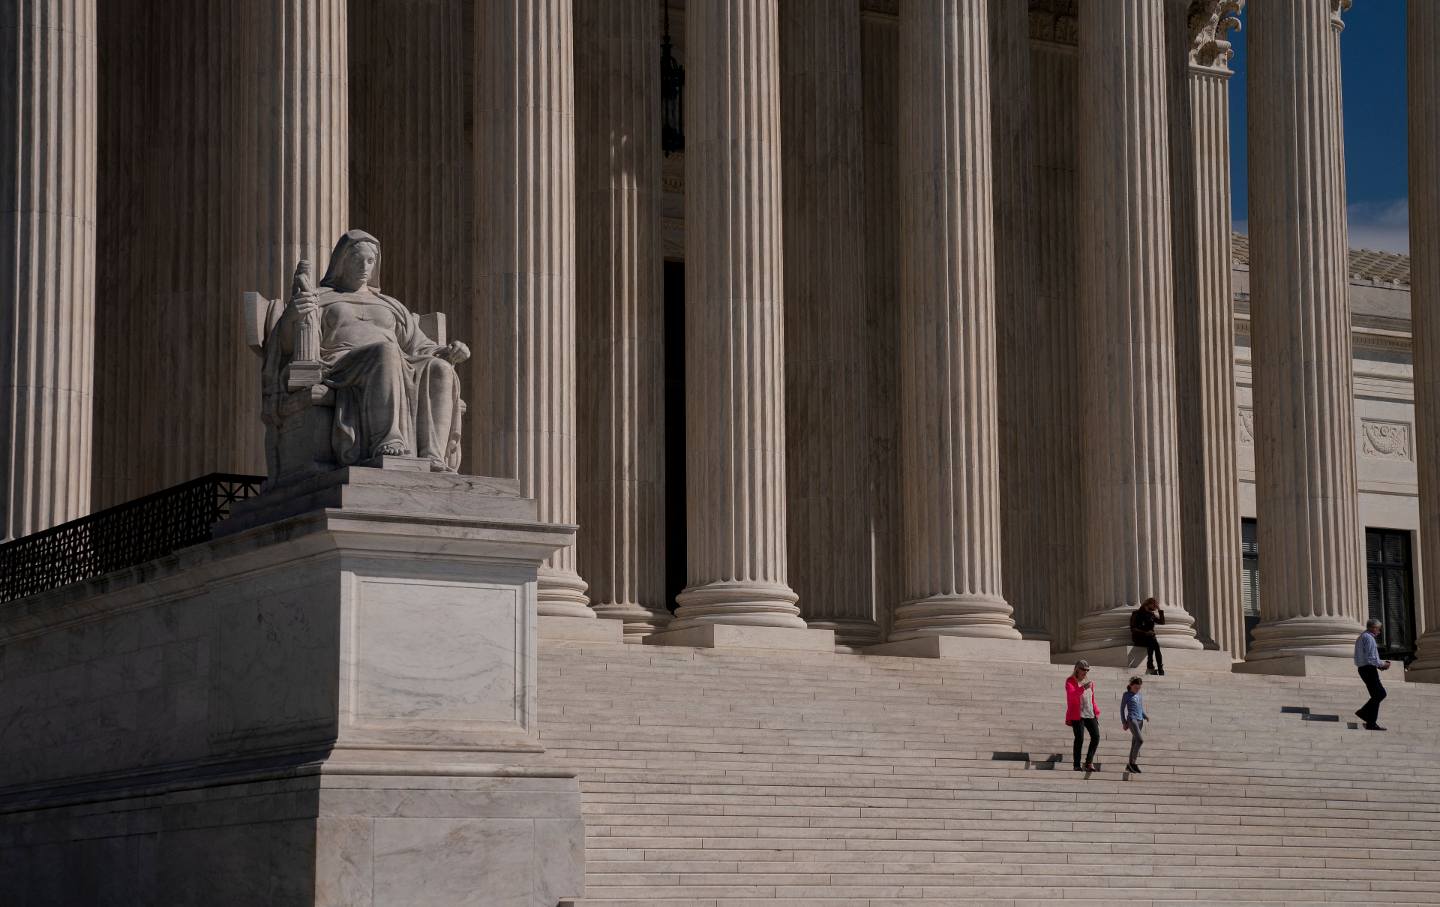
[1130,597,1166,676]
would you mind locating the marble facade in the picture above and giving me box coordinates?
[2,0,1437,676]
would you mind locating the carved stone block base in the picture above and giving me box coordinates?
[540,614,625,644]
[0,470,583,906]
[644,623,836,652]
[1055,646,1237,673]
[1234,655,1407,682]
[865,635,1052,663]
[0,771,584,907]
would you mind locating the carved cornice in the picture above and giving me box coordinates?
[1188,0,1244,72]
[1029,0,1077,46]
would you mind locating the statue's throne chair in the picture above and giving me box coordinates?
[242,291,463,484]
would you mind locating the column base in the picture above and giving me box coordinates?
[1244,615,1362,660]
[1403,633,1440,681]
[1072,604,1205,651]
[670,580,806,629]
[537,567,593,618]
[888,593,1021,641]
[806,617,883,650]
[1055,645,1235,673]
[590,601,672,641]
[539,614,625,644]
[865,635,1051,663]
[644,623,836,652]
[1234,654,1406,682]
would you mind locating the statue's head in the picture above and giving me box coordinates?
[319,229,382,292]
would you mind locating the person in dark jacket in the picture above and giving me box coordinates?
[1130,597,1166,675]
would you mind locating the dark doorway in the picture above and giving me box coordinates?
[1241,518,1260,651]
[663,261,687,612]
[1366,528,1417,662]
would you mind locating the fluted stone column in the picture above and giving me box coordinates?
[476,0,590,616]
[350,0,469,314]
[861,7,902,642]
[1073,0,1201,652]
[91,1,345,508]
[1405,0,1440,682]
[1,0,96,541]
[888,0,1017,642]
[1167,0,1245,658]
[991,0,1046,640]
[574,0,669,639]
[1241,0,1365,665]
[780,0,879,648]
[1029,15,1085,652]
[243,0,350,305]
[667,0,803,631]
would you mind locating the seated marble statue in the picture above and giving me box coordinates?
[262,229,469,473]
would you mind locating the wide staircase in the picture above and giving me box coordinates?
[538,637,1440,906]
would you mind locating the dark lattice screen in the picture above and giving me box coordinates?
[0,474,263,603]
[1366,528,1417,661]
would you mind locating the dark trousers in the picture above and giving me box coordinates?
[1071,717,1099,767]
[1134,634,1163,671]
[1357,666,1387,724]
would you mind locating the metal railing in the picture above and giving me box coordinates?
[0,473,265,603]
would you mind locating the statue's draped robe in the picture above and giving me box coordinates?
[262,287,463,470]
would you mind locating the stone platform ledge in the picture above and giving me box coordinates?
[644,623,836,652]
[864,635,1052,663]
[539,614,625,644]
[1406,665,1440,684]
[1055,646,1237,673]
[1234,654,1407,682]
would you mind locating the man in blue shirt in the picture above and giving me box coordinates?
[1354,619,1392,731]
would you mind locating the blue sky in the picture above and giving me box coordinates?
[1229,2,1410,252]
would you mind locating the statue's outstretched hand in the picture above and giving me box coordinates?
[438,341,471,365]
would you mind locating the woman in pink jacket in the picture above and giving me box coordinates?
[1065,659,1101,771]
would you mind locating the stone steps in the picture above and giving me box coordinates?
[539,639,1440,904]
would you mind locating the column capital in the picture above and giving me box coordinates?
[1187,0,1244,73]
[1331,0,1352,32]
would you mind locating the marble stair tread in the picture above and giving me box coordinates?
[538,640,1440,904]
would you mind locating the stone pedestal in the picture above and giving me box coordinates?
[0,468,585,906]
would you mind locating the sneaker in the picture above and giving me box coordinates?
[1157,668,1165,676]
[1073,764,1082,771]
[1364,723,1388,731]
[1084,762,1098,772]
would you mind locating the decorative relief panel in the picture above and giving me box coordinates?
[1360,420,1412,462]
[1237,407,1254,446]
[1029,0,1078,45]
